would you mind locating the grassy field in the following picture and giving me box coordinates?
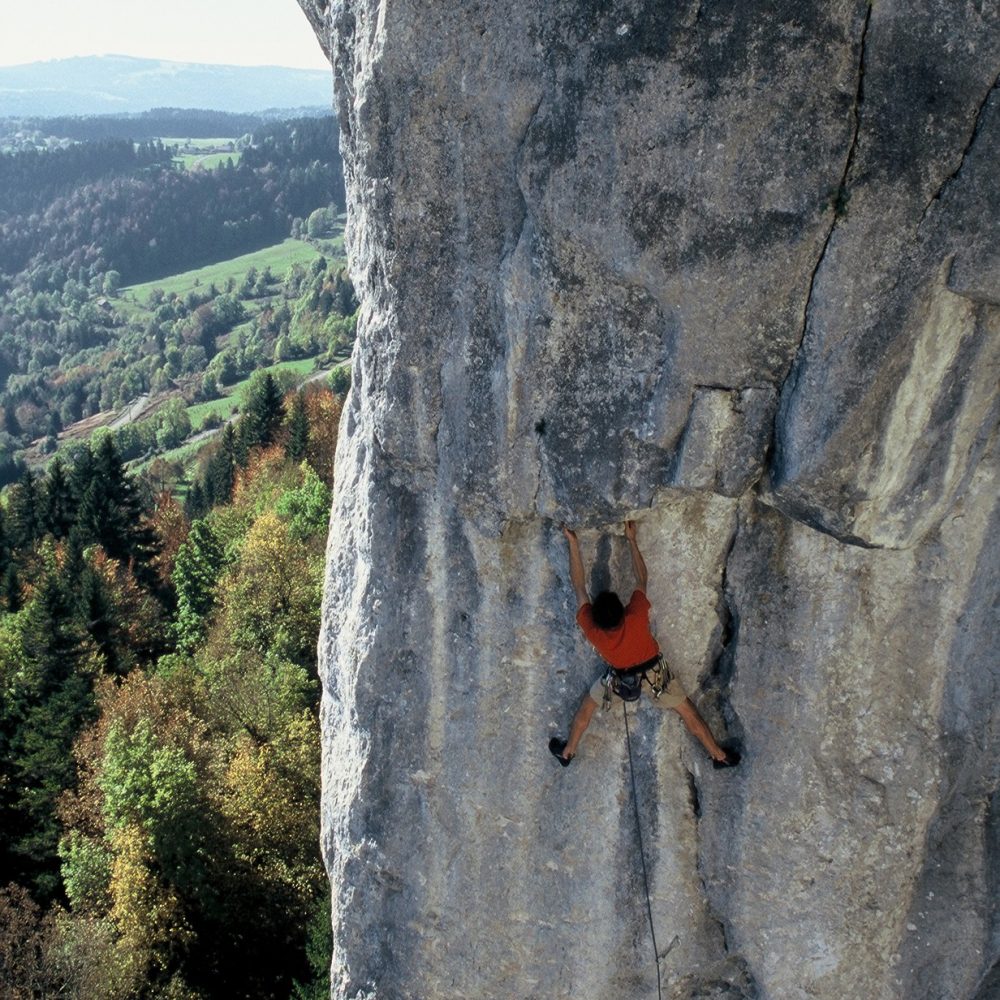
[160,137,238,149]
[176,151,242,170]
[311,234,346,258]
[121,239,328,305]
[184,395,240,431]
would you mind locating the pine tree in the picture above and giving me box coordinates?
[61,527,87,590]
[185,480,207,520]
[285,391,309,462]
[2,564,20,612]
[69,443,96,503]
[206,424,238,507]
[76,563,119,674]
[237,372,285,461]
[0,506,9,579]
[5,568,94,899]
[78,436,160,587]
[331,268,357,316]
[90,435,136,556]
[6,470,43,550]
[3,401,21,436]
[42,455,76,539]
[73,479,103,550]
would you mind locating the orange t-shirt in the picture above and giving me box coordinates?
[576,590,660,669]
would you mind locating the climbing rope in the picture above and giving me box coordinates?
[623,700,663,1000]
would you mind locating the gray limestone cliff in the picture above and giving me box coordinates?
[298,2,1000,997]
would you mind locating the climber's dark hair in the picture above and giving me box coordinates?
[592,591,625,631]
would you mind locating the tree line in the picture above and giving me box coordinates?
[0,139,173,216]
[3,108,304,143]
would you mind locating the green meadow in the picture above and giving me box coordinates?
[121,239,328,306]
[160,137,239,148]
[175,151,242,170]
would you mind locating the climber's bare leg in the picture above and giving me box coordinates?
[673,698,728,762]
[563,694,598,759]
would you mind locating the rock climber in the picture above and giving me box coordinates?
[549,520,740,769]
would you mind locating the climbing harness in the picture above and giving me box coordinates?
[601,653,666,710]
[623,699,664,1000]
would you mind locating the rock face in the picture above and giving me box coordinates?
[298,1,1000,997]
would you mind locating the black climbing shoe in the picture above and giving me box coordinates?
[549,737,573,767]
[713,748,741,770]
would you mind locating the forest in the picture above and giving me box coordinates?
[0,108,351,998]
[0,375,342,998]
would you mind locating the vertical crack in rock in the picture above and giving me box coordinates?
[759,4,879,551]
[796,1,870,353]
[831,0,873,222]
[921,69,1000,224]
[687,507,746,963]
[703,505,742,708]
[771,2,873,434]
[685,759,738,969]
[666,389,702,483]
[687,769,702,819]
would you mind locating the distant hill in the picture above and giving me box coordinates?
[0,55,332,116]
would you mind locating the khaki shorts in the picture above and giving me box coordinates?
[589,668,687,710]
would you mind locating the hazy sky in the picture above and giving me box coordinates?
[0,0,329,69]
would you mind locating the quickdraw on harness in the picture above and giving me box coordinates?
[601,653,666,710]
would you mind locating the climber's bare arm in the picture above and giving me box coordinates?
[562,525,590,609]
[625,520,648,593]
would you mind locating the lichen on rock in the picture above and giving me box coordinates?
[299,1,1000,997]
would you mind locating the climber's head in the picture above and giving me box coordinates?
[592,591,625,631]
